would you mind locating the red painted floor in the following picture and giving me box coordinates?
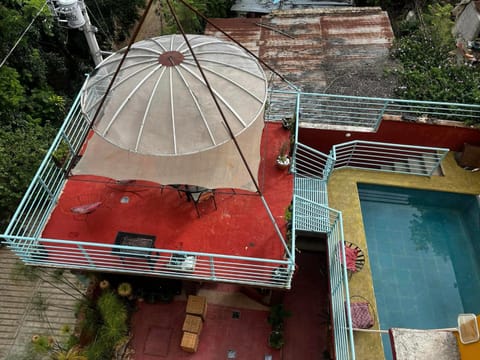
[131,251,331,360]
[41,122,293,261]
[132,300,277,360]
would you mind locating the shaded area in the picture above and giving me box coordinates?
[283,250,332,359]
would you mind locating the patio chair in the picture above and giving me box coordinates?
[60,192,105,220]
[455,143,480,172]
[190,189,217,218]
[340,241,365,278]
[347,295,375,330]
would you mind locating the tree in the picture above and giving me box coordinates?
[390,3,480,116]
[0,122,56,229]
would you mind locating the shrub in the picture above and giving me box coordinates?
[390,3,480,121]
[84,291,129,359]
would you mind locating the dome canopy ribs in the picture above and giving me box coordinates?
[74,34,268,192]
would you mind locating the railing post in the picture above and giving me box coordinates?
[209,256,216,280]
[374,99,389,132]
[77,244,95,267]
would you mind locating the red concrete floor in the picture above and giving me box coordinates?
[41,122,293,261]
[131,251,331,360]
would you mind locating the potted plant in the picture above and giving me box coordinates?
[52,140,71,168]
[117,282,132,297]
[268,330,284,350]
[276,141,291,170]
[282,112,296,130]
[267,304,291,349]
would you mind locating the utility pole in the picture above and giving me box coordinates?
[47,0,103,66]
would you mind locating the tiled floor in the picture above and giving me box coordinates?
[131,251,331,359]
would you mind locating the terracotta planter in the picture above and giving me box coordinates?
[276,156,290,170]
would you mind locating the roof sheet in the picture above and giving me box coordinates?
[231,0,353,14]
[205,7,397,96]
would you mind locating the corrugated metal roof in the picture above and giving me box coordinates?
[231,0,353,14]
[205,7,397,96]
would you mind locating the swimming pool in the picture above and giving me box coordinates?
[358,184,480,360]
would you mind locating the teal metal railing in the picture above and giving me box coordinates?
[3,91,89,256]
[292,195,355,360]
[332,141,449,176]
[3,84,472,358]
[7,236,292,288]
[266,90,480,131]
[2,88,295,289]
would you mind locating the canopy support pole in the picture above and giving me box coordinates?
[166,0,292,259]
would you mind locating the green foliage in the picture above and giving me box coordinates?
[0,67,25,122]
[84,291,129,360]
[0,122,56,230]
[422,3,454,48]
[85,0,145,44]
[268,330,284,349]
[267,304,291,331]
[391,3,480,120]
[156,0,234,34]
[51,346,87,360]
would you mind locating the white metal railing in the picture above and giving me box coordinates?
[4,237,293,288]
[293,196,355,360]
[266,90,480,131]
[4,91,89,244]
[2,88,295,289]
[294,142,335,180]
[332,140,449,176]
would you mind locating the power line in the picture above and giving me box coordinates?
[86,1,115,47]
[0,1,48,69]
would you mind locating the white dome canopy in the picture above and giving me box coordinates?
[81,34,267,156]
[73,34,268,191]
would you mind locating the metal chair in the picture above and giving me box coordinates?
[348,295,375,330]
[190,189,217,218]
[341,241,365,278]
[60,192,104,221]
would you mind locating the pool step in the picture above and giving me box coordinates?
[380,153,442,176]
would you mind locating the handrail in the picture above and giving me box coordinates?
[266,90,480,130]
[4,236,293,288]
[333,140,448,176]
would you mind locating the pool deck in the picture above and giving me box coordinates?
[327,152,480,360]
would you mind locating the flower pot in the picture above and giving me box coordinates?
[276,156,290,170]
[268,330,284,349]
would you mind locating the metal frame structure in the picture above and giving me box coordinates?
[267,90,480,131]
[2,85,474,359]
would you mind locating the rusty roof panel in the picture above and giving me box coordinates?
[205,18,262,56]
[205,7,397,96]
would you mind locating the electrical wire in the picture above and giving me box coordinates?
[66,0,156,175]
[86,2,115,47]
[0,1,48,69]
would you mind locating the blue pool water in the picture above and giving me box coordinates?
[358,184,480,360]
